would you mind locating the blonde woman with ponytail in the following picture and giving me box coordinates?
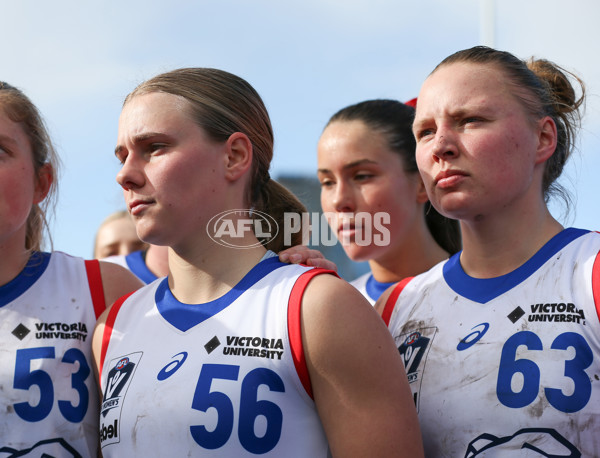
[92,68,423,457]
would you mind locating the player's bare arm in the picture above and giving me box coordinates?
[301,274,424,457]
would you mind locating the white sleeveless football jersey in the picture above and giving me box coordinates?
[99,256,332,457]
[350,272,395,305]
[0,251,106,457]
[103,250,158,284]
[383,228,600,457]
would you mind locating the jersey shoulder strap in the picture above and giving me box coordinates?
[593,248,600,322]
[98,291,135,380]
[381,277,414,326]
[288,267,337,399]
[85,259,106,319]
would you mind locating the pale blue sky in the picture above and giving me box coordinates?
[3,0,598,258]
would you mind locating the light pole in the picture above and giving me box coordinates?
[480,0,496,47]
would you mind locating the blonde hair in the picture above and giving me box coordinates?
[125,68,306,251]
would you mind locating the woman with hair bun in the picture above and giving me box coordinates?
[379,46,600,456]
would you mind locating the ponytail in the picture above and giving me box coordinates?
[253,179,307,252]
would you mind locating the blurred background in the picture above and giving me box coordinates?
[3,0,598,280]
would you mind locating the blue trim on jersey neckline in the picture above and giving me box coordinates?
[0,251,51,307]
[365,274,396,302]
[443,227,589,304]
[126,250,158,284]
[155,256,286,332]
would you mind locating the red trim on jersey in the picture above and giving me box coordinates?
[85,260,106,319]
[381,277,414,326]
[593,249,600,321]
[99,291,135,380]
[288,268,337,399]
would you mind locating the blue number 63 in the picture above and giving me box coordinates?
[497,331,592,413]
[190,363,285,454]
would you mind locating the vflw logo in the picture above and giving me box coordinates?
[100,352,142,447]
[396,327,437,413]
[103,357,133,411]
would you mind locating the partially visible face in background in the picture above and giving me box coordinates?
[94,215,147,258]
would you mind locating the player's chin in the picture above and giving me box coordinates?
[135,221,165,246]
[343,243,378,263]
[433,193,474,220]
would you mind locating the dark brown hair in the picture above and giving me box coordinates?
[325,99,461,255]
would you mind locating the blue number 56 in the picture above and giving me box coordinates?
[190,363,285,454]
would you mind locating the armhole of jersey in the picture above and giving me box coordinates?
[85,259,106,319]
[99,291,135,380]
[381,277,414,326]
[288,268,337,400]
[593,249,600,322]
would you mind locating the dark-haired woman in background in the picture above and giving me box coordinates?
[317,99,460,304]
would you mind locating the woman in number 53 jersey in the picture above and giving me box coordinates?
[0,84,142,456]
[92,68,424,457]
[378,46,600,457]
